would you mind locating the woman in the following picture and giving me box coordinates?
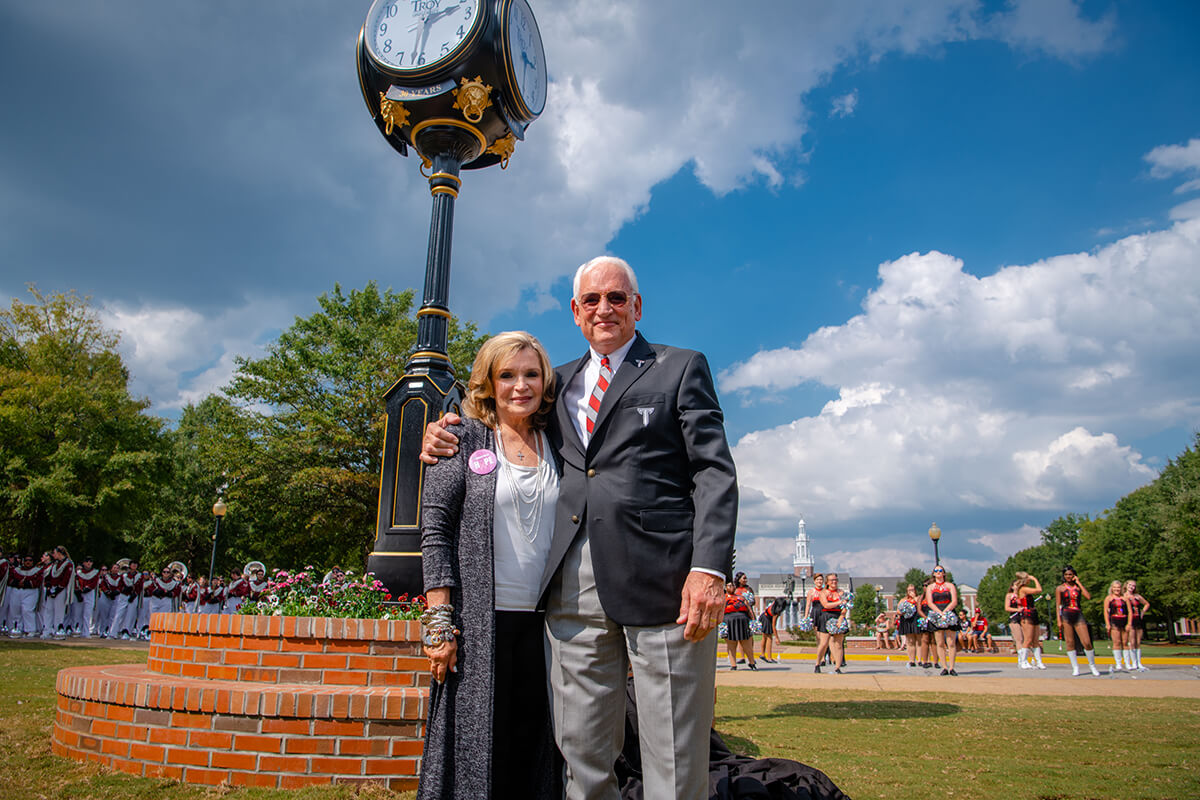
[723,575,757,670]
[923,566,959,676]
[759,596,786,663]
[418,332,561,800]
[1004,577,1027,667]
[896,584,922,668]
[818,573,849,674]
[1124,580,1151,671]
[1012,572,1045,669]
[957,610,973,652]
[807,574,830,669]
[918,577,938,670]
[1103,580,1133,672]
[1055,566,1100,676]
[874,612,891,650]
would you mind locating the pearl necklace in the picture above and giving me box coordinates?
[496,428,550,543]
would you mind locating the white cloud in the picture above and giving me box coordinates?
[722,215,1200,542]
[1145,138,1200,178]
[987,0,1116,59]
[970,524,1043,557]
[831,91,859,118]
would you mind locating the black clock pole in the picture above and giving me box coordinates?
[367,128,484,599]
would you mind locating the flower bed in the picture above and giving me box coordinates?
[53,612,430,790]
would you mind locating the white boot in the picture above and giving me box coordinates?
[1085,649,1100,676]
[1068,651,1080,676]
[1123,649,1135,671]
[1137,648,1147,671]
[1033,647,1046,669]
[1113,649,1124,671]
[1017,648,1030,669]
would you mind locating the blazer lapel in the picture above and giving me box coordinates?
[589,332,655,445]
[555,355,589,457]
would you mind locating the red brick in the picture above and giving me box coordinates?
[179,662,206,678]
[110,757,142,775]
[91,719,118,738]
[259,754,309,772]
[337,738,388,756]
[100,739,130,758]
[260,653,301,668]
[206,666,239,681]
[262,718,311,735]
[228,770,278,788]
[56,729,80,748]
[143,763,185,780]
[282,637,324,652]
[148,727,189,746]
[189,730,234,749]
[172,647,196,662]
[366,757,418,775]
[280,774,332,788]
[388,776,420,791]
[314,720,365,737]
[105,705,136,722]
[347,655,395,670]
[301,654,347,670]
[171,712,211,729]
[233,734,283,753]
[276,669,321,684]
[311,756,365,774]
[212,715,260,733]
[166,747,209,767]
[130,742,166,763]
[116,723,148,741]
[390,739,425,756]
[327,640,372,654]
[183,767,230,786]
[369,671,414,687]
[242,634,280,652]
[211,751,258,771]
[284,737,336,754]
[323,670,369,686]
[223,650,259,666]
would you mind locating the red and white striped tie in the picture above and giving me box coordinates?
[585,356,612,435]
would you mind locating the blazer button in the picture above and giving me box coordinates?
[587,469,596,477]
[571,515,579,524]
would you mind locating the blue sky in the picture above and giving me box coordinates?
[3,1,1199,583]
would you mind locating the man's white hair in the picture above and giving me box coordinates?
[572,256,640,299]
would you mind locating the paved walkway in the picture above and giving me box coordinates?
[716,649,1200,698]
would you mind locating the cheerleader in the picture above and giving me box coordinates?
[918,578,938,670]
[896,584,922,668]
[1055,566,1100,676]
[817,573,849,674]
[759,596,786,663]
[923,566,959,675]
[1011,572,1045,669]
[808,574,832,671]
[1124,580,1150,671]
[1103,580,1133,671]
[1004,577,1026,666]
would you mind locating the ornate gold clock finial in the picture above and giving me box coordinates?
[452,76,493,123]
[379,94,411,136]
[485,132,517,169]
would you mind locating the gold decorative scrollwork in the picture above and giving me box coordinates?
[379,94,411,136]
[452,76,493,123]
[419,154,433,178]
[486,133,517,169]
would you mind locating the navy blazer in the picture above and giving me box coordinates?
[539,332,738,626]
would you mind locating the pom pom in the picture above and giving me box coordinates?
[825,617,850,635]
[795,617,814,632]
[717,621,728,639]
[897,600,917,618]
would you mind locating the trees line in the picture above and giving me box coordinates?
[0,284,486,577]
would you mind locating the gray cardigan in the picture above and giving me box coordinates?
[416,417,559,800]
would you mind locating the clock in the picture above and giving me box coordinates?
[502,0,547,120]
[364,0,483,77]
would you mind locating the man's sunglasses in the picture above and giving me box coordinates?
[578,291,632,309]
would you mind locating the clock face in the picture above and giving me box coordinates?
[365,0,481,74]
[505,0,546,117]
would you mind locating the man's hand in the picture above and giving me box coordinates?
[676,571,726,642]
[420,412,463,465]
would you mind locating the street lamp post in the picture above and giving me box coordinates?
[208,500,227,586]
[928,522,942,566]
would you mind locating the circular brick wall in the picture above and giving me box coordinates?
[53,613,430,790]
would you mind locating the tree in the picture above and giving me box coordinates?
[0,287,163,560]
[975,516,1084,633]
[850,583,877,628]
[212,282,487,570]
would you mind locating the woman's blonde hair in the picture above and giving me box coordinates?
[462,331,555,429]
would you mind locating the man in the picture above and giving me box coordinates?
[144,565,182,623]
[225,568,249,614]
[425,256,737,799]
[107,560,142,640]
[41,546,75,638]
[97,565,119,636]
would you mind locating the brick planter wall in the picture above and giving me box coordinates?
[52,613,430,790]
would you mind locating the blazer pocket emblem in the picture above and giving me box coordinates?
[636,407,655,426]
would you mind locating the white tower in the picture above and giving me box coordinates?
[793,515,815,578]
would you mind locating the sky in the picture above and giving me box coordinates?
[3,0,1199,585]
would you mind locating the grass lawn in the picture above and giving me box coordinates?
[4,640,1199,799]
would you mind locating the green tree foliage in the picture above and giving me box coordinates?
[850,583,877,627]
[212,282,487,571]
[0,288,163,560]
[1075,434,1200,640]
[896,566,954,598]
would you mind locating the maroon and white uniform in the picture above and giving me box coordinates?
[96,570,120,635]
[10,562,45,636]
[107,570,143,639]
[144,574,183,623]
[202,582,226,615]
[182,581,200,613]
[68,565,101,636]
[224,576,249,614]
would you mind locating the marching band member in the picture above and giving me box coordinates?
[225,568,249,614]
[107,560,142,640]
[96,565,120,637]
[10,554,45,637]
[41,546,75,638]
[134,568,154,638]
[0,549,11,635]
[202,575,226,614]
[183,575,201,613]
[69,556,101,637]
[247,563,269,603]
[144,565,183,628]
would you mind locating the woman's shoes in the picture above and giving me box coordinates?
[813,664,821,673]
[948,669,958,676]
[748,662,757,671]
[834,668,843,674]
[729,665,737,671]
[940,668,949,676]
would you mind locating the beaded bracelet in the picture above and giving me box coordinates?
[420,604,456,647]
